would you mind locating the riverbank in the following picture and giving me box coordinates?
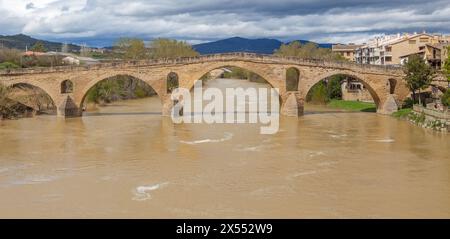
[310,100,377,112]
[392,106,449,132]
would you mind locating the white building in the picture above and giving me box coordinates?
[355,32,450,66]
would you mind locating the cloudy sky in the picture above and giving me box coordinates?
[0,0,449,46]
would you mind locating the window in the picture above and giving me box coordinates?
[167,72,179,93]
[385,46,392,52]
[419,37,429,43]
[61,80,73,93]
[346,52,350,56]
[388,79,397,94]
[409,40,416,44]
[286,67,300,92]
[385,57,392,62]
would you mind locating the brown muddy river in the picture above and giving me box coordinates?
[0,78,449,218]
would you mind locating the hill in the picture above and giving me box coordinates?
[0,34,80,52]
[192,37,332,55]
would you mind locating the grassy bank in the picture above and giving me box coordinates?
[327,100,376,112]
[392,108,412,118]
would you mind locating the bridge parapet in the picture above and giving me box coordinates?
[0,52,404,76]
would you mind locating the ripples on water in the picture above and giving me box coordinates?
[0,78,449,218]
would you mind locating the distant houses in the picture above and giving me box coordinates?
[332,32,450,69]
[331,43,362,62]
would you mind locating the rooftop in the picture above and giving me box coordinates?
[332,44,362,51]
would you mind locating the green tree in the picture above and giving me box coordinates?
[85,76,156,104]
[149,38,199,59]
[86,79,122,104]
[31,41,46,52]
[326,75,343,99]
[274,41,303,57]
[222,66,248,79]
[0,62,20,70]
[441,89,450,106]
[403,54,435,105]
[444,46,450,82]
[274,41,346,61]
[309,82,329,104]
[114,38,147,60]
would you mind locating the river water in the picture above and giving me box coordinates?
[0,78,449,218]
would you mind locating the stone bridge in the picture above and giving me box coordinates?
[0,52,414,117]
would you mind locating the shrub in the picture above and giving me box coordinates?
[402,97,414,108]
[134,87,147,98]
[442,89,450,107]
[326,75,343,100]
[309,82,329,104]
[0,48,21,65]
[392,108,412,118]
[0,62,20,70]
[0,83,17,119]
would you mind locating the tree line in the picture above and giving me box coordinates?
[403,49,450,107]
[111,38,199,60]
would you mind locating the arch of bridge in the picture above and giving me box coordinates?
[75,70,168,107]
[173,61,286,94]
[4,76,63,107]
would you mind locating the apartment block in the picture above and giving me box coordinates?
[355,32,450,68]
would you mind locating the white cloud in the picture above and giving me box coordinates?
[0,0,449,46]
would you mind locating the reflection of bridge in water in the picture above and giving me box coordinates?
[1,52,445,118]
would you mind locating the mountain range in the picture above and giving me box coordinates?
[0,34,332,55]
[193,37,332,54]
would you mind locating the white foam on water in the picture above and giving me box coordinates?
[132,182,169,201]
[236,145,265,152]
[329,133,347,138]
[286,169,331,180]
[290,170,318,178]
[308,151,325,158]
[180,132,233,145]
[374,139,395,143]
[12,175,60,185]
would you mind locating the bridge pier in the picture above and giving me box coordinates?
[161,96,174,117]
[281,91,304,117]
[57,96,82,118]
[378,94,399,115]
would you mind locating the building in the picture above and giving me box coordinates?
[399,43,445,69]
[331,44,362,61]
[21,51,47,56]
[355,32,450,67]
[438,43,449,67]
[341,78,374,103]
